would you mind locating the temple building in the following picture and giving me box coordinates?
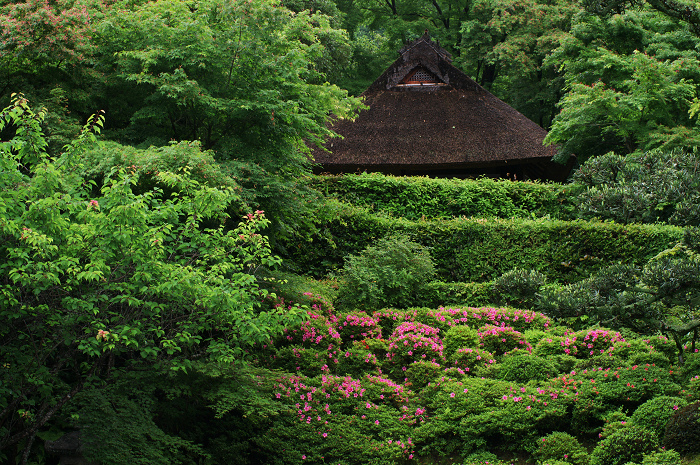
[312,32,573,181]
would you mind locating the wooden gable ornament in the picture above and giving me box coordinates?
[312,32,574,181]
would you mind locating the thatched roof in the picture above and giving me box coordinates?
[313,32,571,181]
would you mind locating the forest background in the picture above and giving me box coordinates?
[2,0,700,464]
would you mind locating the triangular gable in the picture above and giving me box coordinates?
[398,66,445,86]
[311,31,573,182]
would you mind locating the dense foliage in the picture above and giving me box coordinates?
[312,172,576,220]
[283,200,683,281]
[0,96,306,464]
[4,0,700,463]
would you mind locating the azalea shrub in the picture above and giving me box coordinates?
[589,425,659,465]
[532,432,589,465]
[629,396,688,439]
[234,299,700,464]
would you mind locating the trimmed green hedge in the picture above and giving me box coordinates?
[311,172,577,220]
[284,201,683,283]
[419,281,495,308]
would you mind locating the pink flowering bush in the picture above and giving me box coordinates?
[335,341,381,378]
[373,308,417,337]
[428,306,552,332]
[242,298,699,464]
[386,322,444,378]
[280,311,341,348]
[574,328,626,357]
[417,377,569,457]
[534,328,624,359]
[336,311,382,346]
[269,346,339,376]
[560,363,682,433]
[451,348,496,375]
[416,307,457,332]
[477,325,532,356]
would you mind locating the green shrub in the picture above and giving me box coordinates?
[533,432,589,465]
[335,341,381,378]
[477,325,532,356]
[662,401,700,456]
[640,449,682,465]
[630,396,688,439]
[442,325,480,358]
[462,451,502,464]
[405,360,443,390]
[312,172,574,221]
[69,380,207,465]
[679,351,700,384]
[269,346,337,376]
[589,426,659,465]
[372,308,416,336]
[493,268,547,307]
[452,348,497,374]
[336,235,436,310]
[282,201,683,282]
[497,354,559,383]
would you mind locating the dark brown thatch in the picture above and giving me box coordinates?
[313,32,572,181]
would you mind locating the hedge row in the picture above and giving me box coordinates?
[283,201,683,283]
[310,172,577,220]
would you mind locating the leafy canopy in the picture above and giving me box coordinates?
[0,95,306,461]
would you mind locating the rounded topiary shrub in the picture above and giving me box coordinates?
[372,308,415,336]
[497,353,558,383]
[589,426,659,465]
[269,346,337,376]
[477,325,532,356]
[280,312,340,348]
[335,341,381,378]
[336,311,381,346]
[630,396,687,439]
[442,324,479,358]
[405,360,442,390]
[452,347,496,374]
[662,401,700,456]
[640,449,682,465]
[386,321,443,375]
[336,235,435,310]
[679,350,700,383]
[533,432,589,465]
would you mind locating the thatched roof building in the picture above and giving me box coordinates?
[313,32,572,181]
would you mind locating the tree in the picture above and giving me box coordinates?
[0,0,110,153]
[457,0,579,127]
[544,9,700,162]
[537,229,700,366]
[570,149,700,226]
[89,0,363,240]
[0,95,306,464]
